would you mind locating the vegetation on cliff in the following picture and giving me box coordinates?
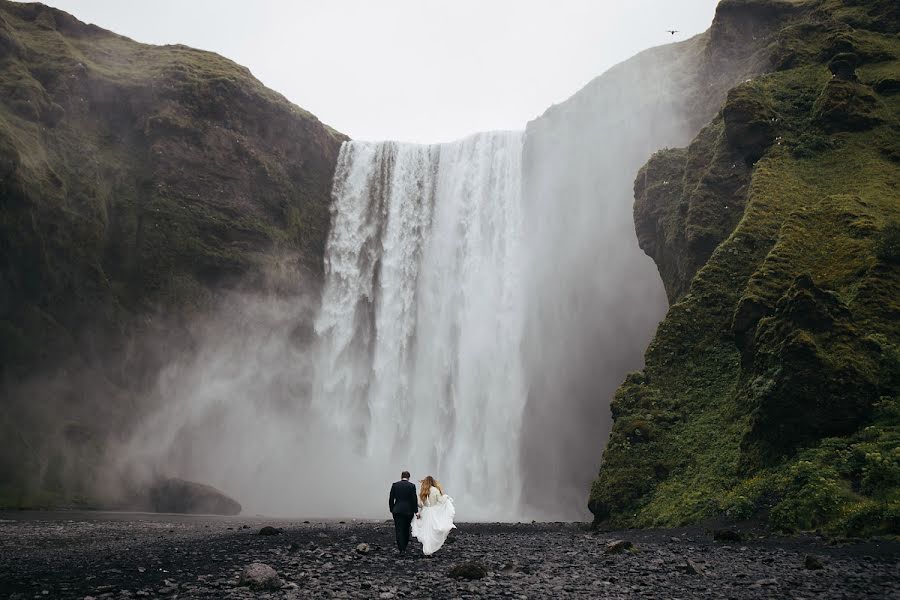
[0,1,345,507]
[592,0,900,535]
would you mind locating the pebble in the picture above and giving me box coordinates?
[605,539,634,554]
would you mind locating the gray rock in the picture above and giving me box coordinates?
[448,562,488,580]
[500,562,519,574]
[713,528,743,542]
[238,562,282,591]
[805,554,824,570]
[684,559,705,576]
[356,543,370,555]
[604,539,634,554]
[258,526,281,536]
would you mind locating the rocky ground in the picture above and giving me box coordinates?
[0,512,897,599]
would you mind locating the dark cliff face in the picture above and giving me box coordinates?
[0,1,345,506]
[592,0,900,535]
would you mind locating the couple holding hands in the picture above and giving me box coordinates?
[388,471,456,556]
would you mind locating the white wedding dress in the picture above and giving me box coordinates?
[411,486,456,555]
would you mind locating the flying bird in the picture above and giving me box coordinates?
[666,30,680,35]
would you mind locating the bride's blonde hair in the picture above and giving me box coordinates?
[419,475,444,503]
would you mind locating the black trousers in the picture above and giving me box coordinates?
[392,513,413,552]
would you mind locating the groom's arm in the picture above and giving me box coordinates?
[388,484,396,513]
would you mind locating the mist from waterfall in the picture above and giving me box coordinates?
[315,133,526,517]
[116,37,708,521]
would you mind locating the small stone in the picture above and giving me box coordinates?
[258,526,281,536]
[288,542,301,553]
[713,529,742,542]
[604,539,634,554]
[356,543,370,555]
[379,593,394,599]
[750,578,778,588]
[238,563,282,591]
[448,562,488,580]
[684,559,705,576]
[804,555,824,570]
[500,562,519,574]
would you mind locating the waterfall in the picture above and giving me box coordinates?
[314,132,526,517]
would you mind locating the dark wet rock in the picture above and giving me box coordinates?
[873,77,900,95]
[828,52,859,81]
[258,526,281,536]
[448,562,488,580]
[288,542,301,553]
[238,562,281,591]
[713,528,743,542]
[604,539,634,554]
[805,554,824,570]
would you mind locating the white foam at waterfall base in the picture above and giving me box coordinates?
[314,132,526,519]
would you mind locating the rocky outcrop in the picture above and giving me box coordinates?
[592,0,900,535]
[142,477,241,515]
[0,1,345,508]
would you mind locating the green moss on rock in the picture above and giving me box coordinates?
[592,0,900,535]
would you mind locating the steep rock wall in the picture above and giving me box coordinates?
[0,1,345,506]
[592,0,900,535]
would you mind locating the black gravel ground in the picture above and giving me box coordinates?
[1,512,898,599]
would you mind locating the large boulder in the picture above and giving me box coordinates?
[238,563,282,591]
[145,477,241,515]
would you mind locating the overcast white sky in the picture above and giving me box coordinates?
[32,1,721,142]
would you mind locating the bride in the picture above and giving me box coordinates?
[411,475,456,555]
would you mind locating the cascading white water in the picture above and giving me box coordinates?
[314,132,526,517]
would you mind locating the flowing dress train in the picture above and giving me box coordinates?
[411,487,456,555]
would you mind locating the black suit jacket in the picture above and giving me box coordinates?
[389,480,418,517]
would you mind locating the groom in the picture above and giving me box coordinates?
[388,470,418,555]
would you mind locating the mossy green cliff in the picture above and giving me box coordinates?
[592,0,900,535]
[0,1,345,506]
